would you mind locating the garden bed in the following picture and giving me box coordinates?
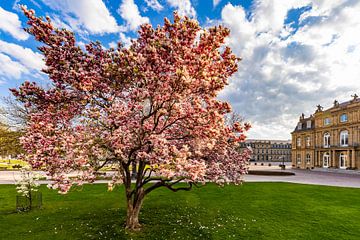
[248,170,295,176]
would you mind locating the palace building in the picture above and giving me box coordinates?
[291,94,360,170]
[239,139,291,162]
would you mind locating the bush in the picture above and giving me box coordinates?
[268,163,272,167]
[248,170,295,176]
[12,164,22,169]
[261,163,264,166]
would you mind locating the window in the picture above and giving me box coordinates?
[324,132,330,147]
[324,118,331,125]
[306,136,311,147]
[340,130,349,146]
[297,122,302,130]
[297,154,301,164]
[340,114,348,122]
[323,152,330,168]
[297,137,301,147]
[307,120,311,128]
[339,153,347,169]
[306,154,311,164]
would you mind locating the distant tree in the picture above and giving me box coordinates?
[225,112,246,127]
[0,123,23,159]
[12,6,250,230]
[0,96,27,160]
[0,96,29,130]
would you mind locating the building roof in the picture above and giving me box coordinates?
[292,95,360,134]
[325,98,360,111]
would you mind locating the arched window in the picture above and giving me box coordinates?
[323,152,330,168]
[324,132,330,147]
[340,130,349,146]
[339,153,347,169]
[306,154,311,164]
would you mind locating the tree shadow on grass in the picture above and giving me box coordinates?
[68,204,214,239]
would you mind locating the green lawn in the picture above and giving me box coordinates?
[0,182,359,239]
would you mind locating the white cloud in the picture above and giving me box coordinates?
[119,32,133,48]
[41,0,119,34]
[118,0,150,31]
[50,14,73,30]
[0,53,29,79]
[145,0,164,12]
[166,0,196,18]
[0,7,28,40]
[213,0,221,8]
[109,33,133,50]
[218,1,360,139]
[0,40,44,71]
[108,41,117,49]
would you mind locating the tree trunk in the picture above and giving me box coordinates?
[125,187,145,230]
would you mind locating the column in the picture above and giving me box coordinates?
[347,149,350,168]
[331,150,335,167]
[351,149,355,168]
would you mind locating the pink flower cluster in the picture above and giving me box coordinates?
[12,6,251,193]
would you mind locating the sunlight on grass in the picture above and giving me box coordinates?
[0,182,359,239]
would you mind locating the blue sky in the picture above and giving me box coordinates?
[1,0,360,139]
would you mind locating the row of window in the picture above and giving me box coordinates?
[298,114,349,130]
[298,120,312,130]
[296,154,312,164]
[325,131,349,147]
[254,150,291,154]
[296,152,347,168]
[256,155,291,161]
[323,113,348,126]
[296,130,349,148]
[243,143,291,149]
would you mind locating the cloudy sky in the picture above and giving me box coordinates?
[0,0,360,140]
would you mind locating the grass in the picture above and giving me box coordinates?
[0,182,360,239]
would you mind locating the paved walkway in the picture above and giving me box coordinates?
[1,169,360,188]
[245,169,360,188]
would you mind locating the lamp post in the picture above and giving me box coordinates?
[280,156,285,170]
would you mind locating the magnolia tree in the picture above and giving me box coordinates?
[12,6,251,229]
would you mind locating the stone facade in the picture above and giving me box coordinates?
[239,139,291,162]
[291,95,360,169]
